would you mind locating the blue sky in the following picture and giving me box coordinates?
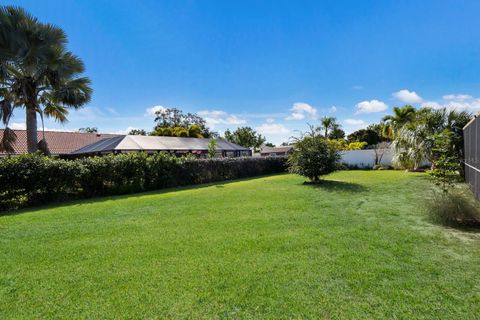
[7,0,480,144]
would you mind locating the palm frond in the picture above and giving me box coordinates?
[43,103,69,123]
[53,77,92,107]
[0,126,16,153]
[0,98,14,124]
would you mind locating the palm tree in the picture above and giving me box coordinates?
[319,116,337,138]
[0,6,92,153]
[392,107,472,171]
[382,105,416,137]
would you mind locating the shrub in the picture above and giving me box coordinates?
[288,134,340,182]
[0,153,287,211]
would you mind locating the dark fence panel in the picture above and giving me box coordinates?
[464,115,480,200]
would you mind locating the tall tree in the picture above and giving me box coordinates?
[347,129,380,146]
[0,6,92,153]
[382,105,416,137]
[319,116,337,138]
[151,107,215,138]
[328,124,345,140]
[223,127,265,151]
[392,107,472,171]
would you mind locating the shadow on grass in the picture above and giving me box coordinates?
[0,173,288,218]
[303,179,368,193]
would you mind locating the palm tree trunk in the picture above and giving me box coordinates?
[26,107,38,153]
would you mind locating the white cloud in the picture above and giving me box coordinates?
[266,118,275,123]
[421,94,480,112]
[256,123,290,135]
[329,106,337,113]
[285,102,317,120]
[145,105,167,117]
[285,112,304,120]
[9,122,26,130]
[420,101,443,109]
[355,99,388,114]
[352,85,363,90]
[442,94,472,101]
[197,110,246,128]
[344,119,366,126]
[393,89,422,104]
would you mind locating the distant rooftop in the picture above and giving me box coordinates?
[260,146,293,154]
[0,129,119,156]
[71,135,250,156]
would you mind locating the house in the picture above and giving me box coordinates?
[70,135,252,158]
[260,145,293,157]
[0,129,252,158]
[0,129,119,157]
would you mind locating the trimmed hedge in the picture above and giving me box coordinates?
[0,153,287,211]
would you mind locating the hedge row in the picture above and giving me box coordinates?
[0,153,287,211]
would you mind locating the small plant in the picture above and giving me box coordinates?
[208,139,217,158]
[425,129,480,227]
[428,129,461,194]
[288,131,340,182]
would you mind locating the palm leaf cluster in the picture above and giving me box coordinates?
[0,6,91,153]
[384,106,472,170]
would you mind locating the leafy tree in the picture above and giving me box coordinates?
[223,127,265,151]
[428,130,460,193]
[347,129,380,146]
[128,129,147,135]
[188,124,203,138]
[79,127,98,133]
[328,124,345,140]
[152,107,214,138]
[208,139,217,158]
[0,6,92,153]
[288,131,340,182]
[264,142,275,147]
[367,123,391,141]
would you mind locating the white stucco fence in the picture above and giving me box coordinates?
[340,149,393,167]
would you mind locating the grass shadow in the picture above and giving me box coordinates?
[0,173,288,218]
[303,179,368,193]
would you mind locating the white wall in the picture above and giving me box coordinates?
[340,149,393,167]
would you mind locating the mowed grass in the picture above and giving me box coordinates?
[1,171,480,319]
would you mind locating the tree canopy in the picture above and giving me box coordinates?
[0,6,92,153]
[223,127,265,151]
[288,131,340,182]
[151,108,216,138]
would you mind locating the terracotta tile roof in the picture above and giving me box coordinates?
[0,129,119,155]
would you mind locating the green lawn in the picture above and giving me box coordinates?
[1,171,479,319]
